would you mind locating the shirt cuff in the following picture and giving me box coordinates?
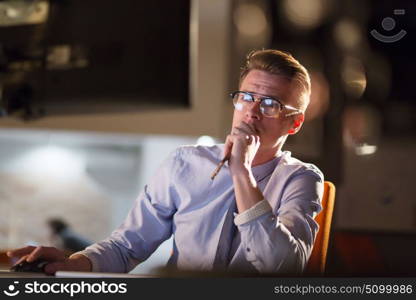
[69,251,100,272]
[234,199,272,226]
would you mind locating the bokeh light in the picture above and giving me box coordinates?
[282,0,330,30]
[234,3,268,37]
[333,18,363,51]
[305,71,330,121]
[341,56,367,99]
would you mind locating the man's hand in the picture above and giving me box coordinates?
[224,121,260,173]
[224,121,264,213]
[7,245,92,275]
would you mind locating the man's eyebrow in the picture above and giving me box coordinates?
[243,90,282,100]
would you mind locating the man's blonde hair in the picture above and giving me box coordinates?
[240,49,311,112]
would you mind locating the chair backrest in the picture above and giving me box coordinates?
[305,181,336,275]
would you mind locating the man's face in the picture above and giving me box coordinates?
[231,69,304,152]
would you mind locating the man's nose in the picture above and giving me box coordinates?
[245,100,261,120]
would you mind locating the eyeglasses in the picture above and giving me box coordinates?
[230,91,303,118]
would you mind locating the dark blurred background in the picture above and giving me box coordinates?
[0,0,415,276]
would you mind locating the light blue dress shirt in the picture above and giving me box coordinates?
[76,144,324,274]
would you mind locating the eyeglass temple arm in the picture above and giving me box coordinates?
[285,111,303,117]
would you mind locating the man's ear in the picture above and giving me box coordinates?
[288,113,304,135]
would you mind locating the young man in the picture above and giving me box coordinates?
[8,49,323,275]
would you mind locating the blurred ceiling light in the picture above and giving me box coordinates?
[234,3,268,36]
[305,71,330,121]
[0,0,49,27]
[46,45,89,70]
[197,135,216,146]
[282,0,329,30]
[341,56,367,99]
[5,7,20,18]
[354,143,377,156]
[47,45,71,68]
[333,19,362,50]
[10,145,86,180]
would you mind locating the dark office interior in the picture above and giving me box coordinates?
[0,0,415,277]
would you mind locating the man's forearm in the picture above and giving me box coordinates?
[231,167,264,213]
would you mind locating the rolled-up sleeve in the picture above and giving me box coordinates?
[235,171,323,274]
[74,150,179,273]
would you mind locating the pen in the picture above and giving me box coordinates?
[210,157,228,180]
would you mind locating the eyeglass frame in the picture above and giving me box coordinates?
[230,90,303,118]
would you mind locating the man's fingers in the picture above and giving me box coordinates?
[26,246,46,262]
[239,121,259,135]
[231,128,257,146]
[7,246,36,258]
[223,135,233,159]
[232,122,260,145]
[12,255,30,267]
[27,246,65,262]
[232,126,251,136]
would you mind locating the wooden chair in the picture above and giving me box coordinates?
[305,181,336,275]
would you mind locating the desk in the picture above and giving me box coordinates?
[0,270,50,278]
[0,270,156,278]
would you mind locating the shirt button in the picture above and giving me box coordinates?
[246,248,250,252]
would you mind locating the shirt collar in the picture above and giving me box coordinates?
[251,154,282,181]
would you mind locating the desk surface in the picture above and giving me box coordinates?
[0,270,157,278]
[0,270,50,278]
